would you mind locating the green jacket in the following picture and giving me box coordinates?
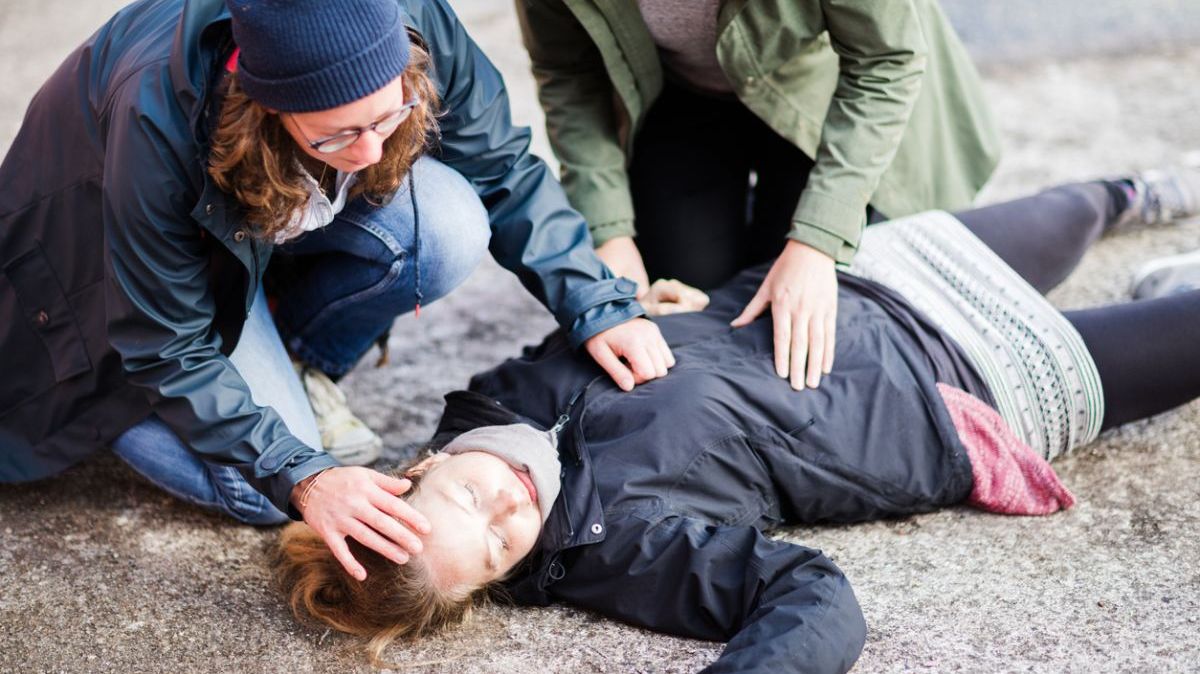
[516,0,1002,263]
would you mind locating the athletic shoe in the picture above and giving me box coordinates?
[1114,160,1200,229]
[295,363,383,465]
[1130,248,1200,300]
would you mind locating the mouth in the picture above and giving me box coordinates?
[509,465,538,506]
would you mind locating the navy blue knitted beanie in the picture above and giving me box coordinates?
[227,0,411,113]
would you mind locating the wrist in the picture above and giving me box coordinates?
[291,467,334,515]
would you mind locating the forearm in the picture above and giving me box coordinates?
[516,0,635,245]
[792,0,928,263]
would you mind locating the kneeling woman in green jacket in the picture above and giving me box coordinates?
[516,0,1001,391]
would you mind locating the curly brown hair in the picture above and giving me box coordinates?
[207,33,440,240]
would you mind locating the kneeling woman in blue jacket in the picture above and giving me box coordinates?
[277,172,1200,672]
[0,0,671,580]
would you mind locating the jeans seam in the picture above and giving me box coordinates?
[284,258,406,373]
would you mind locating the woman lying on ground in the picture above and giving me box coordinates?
[277,170,1200,673]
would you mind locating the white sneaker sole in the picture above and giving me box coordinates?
[1130,248,1200,299]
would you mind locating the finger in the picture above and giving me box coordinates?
[625,344,658,384]
[806,314,824,389]
[649,279,683,305]
[347,519,411,566]
[661,338,676,369]
[823,312,837,375]
[731,290,769,327]
[687,288,711,312]
[364,504,426,557]
[790,313,811,391]
[648,340,668,379]
[323,532,367,581]
[772,302,792,379]
[368,493,429,553]
[370,474,429,533]
[372,472,413,497]
[590,342,635,391]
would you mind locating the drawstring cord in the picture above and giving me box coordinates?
[373,170,421,368]
[410,170,423,319]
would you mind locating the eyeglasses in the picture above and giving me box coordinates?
[292,97,421,154]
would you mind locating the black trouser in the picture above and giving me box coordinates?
[629,81,818,290]
[629,86,1199,430]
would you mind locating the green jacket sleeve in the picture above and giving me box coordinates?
[515,0,636,246]
[790,0,928,264]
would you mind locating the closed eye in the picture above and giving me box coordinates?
[492,526,510,551]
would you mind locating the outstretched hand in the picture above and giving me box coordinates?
[641,278,710,316]
[585,317,675,391]
[292,466,431,580]
[731,240,838,390]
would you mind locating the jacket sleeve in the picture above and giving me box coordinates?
[101,79,336,516]
[790,0,928,264]
[422,0,643,347]
[514,0,636,247]
[551,511,866,674]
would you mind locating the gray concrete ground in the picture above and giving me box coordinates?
[940,0,1200,64]
[2,1,1199,673]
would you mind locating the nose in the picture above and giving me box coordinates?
[493,488,520,516]
[344,131,385,165]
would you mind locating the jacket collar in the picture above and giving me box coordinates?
[168,0,240,241]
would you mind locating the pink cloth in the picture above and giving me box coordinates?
[937,383,1076,515]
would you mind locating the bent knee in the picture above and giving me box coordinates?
[408,157,491,298]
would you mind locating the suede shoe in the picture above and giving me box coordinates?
[295,363,383,465]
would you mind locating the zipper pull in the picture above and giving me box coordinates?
[550,414,570,435]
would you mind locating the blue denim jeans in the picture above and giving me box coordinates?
[272,156,491,376]
[112,287,320,525]
[111,157,489,524]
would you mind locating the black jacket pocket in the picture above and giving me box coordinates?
[1,242,92,414]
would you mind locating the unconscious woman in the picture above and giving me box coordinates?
[0,0,671,581]
[278,171,1200,673]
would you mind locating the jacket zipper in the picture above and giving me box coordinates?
[550,374,605,541]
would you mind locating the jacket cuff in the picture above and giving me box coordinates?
[589,219,637,248]
[561,277,646,348]
[791,190,868,265]
[787,225,857,265]
[252,438,341,519]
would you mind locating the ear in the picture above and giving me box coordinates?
[404,452,449,479]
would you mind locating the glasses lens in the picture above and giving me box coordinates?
[315,133,359,154]
[374,107,414,136]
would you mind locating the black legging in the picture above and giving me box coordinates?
[954,183,1200,430]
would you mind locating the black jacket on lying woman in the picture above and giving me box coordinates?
[432,265,992,674]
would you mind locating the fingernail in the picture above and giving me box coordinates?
[809,376,820,388]
[394,553,409,564]
[355,570,367,581]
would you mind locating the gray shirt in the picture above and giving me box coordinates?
[636,0,733,94]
